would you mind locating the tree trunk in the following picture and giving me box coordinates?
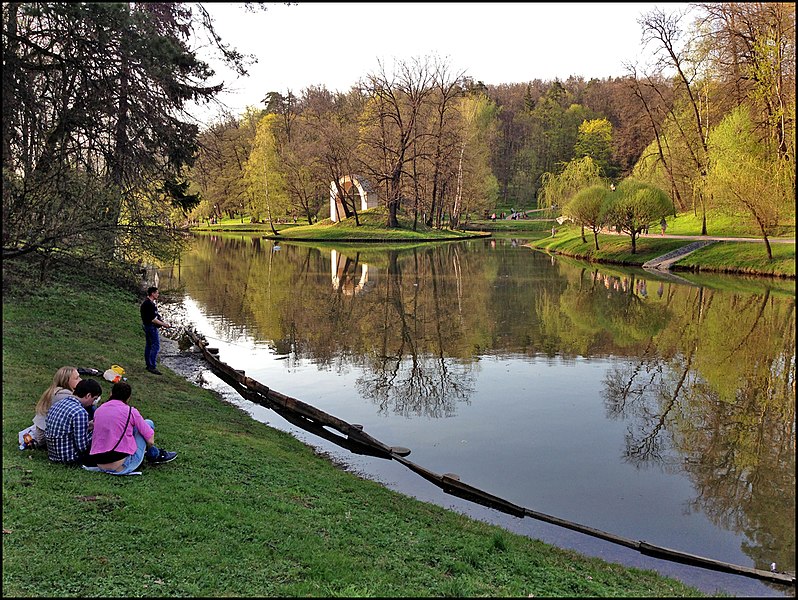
[387,165,401,228]
[264,176,279,236]
[451,142,465,229]
[2,3,19,170]
[757,220,773,261]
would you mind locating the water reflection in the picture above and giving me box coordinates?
[159,233,795,583]
[330,249,375,295]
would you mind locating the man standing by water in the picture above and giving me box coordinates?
[140,286,172,375]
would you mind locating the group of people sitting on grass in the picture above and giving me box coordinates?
[26,366,177,475]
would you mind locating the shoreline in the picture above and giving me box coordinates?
[156,311,792,596]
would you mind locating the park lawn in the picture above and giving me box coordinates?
[193,207,487,242]
[271,207,485,242]
[530,228,689,265]
[529,225,795,278]
[676,241,796,277]
[663,209,796,238]
[2,256,705,597]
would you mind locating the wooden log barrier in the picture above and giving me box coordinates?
[184,329,795,588]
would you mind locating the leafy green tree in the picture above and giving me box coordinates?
[564,185,611,249]
[2,2,247,268]
[574,118,616,178]
[700,3,795,164]
[707,106,792,260]
[244,114,289,234]
[603,178,672,253]
[190,110,259,223]
[451,93,500,227]
[538,155,603,209]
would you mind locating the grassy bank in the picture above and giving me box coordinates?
[529,228,795,278]
[2,258,704,597]
[194,208,488,242]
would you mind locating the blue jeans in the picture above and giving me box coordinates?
[105,419,154,475]
[143,324,160,370]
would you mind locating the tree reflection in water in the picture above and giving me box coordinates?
[597,275,796,576]
[161,235,795,579]
[353,249,475,417]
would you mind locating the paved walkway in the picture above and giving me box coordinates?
[642,240,717,270]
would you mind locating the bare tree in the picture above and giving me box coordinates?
[425,59,466,228]
[360,57,435,227]
[638,6,712,234]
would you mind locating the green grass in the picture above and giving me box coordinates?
[274,207,487,242]
[677,241,796,277]
[193,207,489,242]
[532,229,690,265]
[663,209,795,238]
[2,256,706,597]
[530,223,795,278]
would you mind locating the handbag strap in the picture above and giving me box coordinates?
[110,406,132,452]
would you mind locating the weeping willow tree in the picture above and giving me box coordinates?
[603,178,672,254]
[707,106,793,260]
[537,156,604,209]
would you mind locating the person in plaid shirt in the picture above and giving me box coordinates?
[46,379,103,464]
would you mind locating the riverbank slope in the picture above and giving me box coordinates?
[529,228,795,278]
[2,257,704,597]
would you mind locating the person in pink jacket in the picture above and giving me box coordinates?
[86,381,176,475]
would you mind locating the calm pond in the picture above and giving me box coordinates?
[157,233,795,597]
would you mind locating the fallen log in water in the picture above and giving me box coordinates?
[184,329,795,588]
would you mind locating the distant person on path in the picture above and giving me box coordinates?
[551,226,557,237]
[46,379,103,465]
[140,286,172,375]
[86,381,176,475]
[32,366,82,447]
[660,217,667,236]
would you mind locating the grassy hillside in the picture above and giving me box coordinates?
[2,256,704,597]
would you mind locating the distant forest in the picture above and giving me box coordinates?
[3,3,794,270]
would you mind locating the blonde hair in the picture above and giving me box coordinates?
[35,366,78,417]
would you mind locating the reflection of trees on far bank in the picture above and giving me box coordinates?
[355,249,475,417]
[166,235,795,573]
[600,283,796,574]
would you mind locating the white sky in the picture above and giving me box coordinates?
[190,2,691,123]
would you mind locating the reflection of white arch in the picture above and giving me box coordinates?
[330,249,374,296]
[330,175,378,222]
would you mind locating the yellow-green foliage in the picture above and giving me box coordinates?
[707,106,793,237]
[244,113,290,220]
[602,178,672,250]
[538,156,604,208]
